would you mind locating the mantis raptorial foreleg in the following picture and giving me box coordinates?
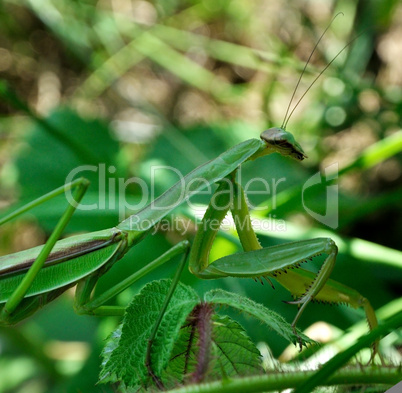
[189,177,378,349]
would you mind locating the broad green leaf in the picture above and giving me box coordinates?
[101,285,312,389]
[209,314,262,378]
[161,313,262,387]
[204,289,314,346]
[99,279,199,388]
[163,320,198,385]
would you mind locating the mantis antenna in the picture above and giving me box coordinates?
[281,12,344,129]
[281,12,362,130]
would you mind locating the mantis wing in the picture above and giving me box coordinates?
[0,228,123,301]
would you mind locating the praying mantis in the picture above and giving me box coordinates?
[0,17,379,360]
[0,128,378,344]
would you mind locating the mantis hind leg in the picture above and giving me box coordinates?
[0,178,89,323]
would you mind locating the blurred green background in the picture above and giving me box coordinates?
[0,0,401,392]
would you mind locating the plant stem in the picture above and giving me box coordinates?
[165,366,401,393]
[293,307,402,393]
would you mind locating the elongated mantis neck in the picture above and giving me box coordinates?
[247,144,278,161]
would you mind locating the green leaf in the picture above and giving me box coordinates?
[100,285,314,389]
[99,279,199,388]
[209,315,262,378]
[162,311,262,387]
[204,289,314,346]
[162,320,198,385]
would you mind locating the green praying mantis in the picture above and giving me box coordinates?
[0,19,379,361]
[0,128,378,343]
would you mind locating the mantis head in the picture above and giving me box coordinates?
[260,128,307,161]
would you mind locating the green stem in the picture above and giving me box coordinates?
[165,366,401,393]
[293,307,402,393]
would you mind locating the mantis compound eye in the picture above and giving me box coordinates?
[260,128,307,161]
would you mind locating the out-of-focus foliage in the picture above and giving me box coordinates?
[0,0,401,392]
